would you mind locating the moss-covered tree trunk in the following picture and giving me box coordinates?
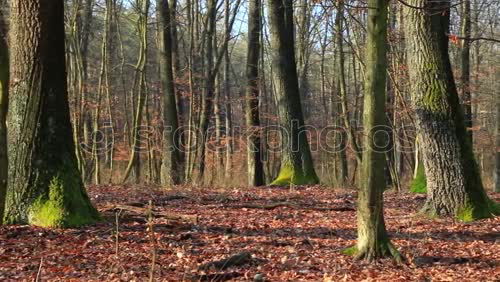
[267,0,319,186]
[0,7,8,225]
[157,0,182,186]
[347,0,402,262]
[245,0,265,186]
[404,0,497,220]
[4,0,99,227]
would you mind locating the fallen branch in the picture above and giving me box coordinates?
[198,252,252,271]
[101,205,198,224]
[188,272,241,282]
[226,202,354,212]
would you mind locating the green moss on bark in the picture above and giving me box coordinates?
[410,164,427,193]
[342,242,403,263]
[19,156,100,228]
[29,171,100,228]
[270,163,319,186]
[455,200,499,222]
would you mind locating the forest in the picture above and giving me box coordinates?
[0,0,499,280]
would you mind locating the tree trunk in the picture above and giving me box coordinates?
[122,0,149,183]
[296,0,310,119]
[5,0,99,227]
[495,91,500,192]
[267,0,319,186]
[334,1,350,186]
[245,0,265,186]
[157,0,182,186]
[223,0,233,181]
[347,0,402,262]
[403,0,497,220]
[460,0,473,143]
[0,7,8,225]
[196,0,217,183]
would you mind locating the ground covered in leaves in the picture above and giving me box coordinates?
[1,185,499,281]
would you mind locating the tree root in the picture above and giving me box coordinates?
[344,243,404,263]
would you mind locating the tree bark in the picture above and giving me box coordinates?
[5,0,99,227]
[223,0,233,181]
[296,0,311,118]
[495,91,500,192]
[267,0,319,186]
[158,0,182,186]
[349,0,402,262]
[403,0,497,220]
[196,0,217,183]
[245,0,265,186]
[460,0,473,143]
[0,7,8,225]
[334,1,351,186]
[122,0,149,183]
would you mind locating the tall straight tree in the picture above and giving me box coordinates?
[460,0,473,142]
[347,0,402,261]
[334,0,351,185]
[267,0,319,185]
[245,0,265,186]
[5,0,99,227]
[121,0,149,183]
[404,0,498,220]
[0,7,8,224]
[496,97,500,193]
[196,0,217,182]
[158,0,182,186]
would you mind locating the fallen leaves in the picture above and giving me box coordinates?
[0,185,498,281]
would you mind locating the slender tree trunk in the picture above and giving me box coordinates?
[404,0,497,220]
[5,0,99,227]
[245,0,265,186]
[93,0,113,185]
[460,0,473,143]
[348,0,402,262]
[80,0,94,152]
[196,0,217,183]
[267,0,319,186]
[122,0,149,183]
[158,0,182,186]
[196,0,242,183]
[184,0,196,182]
[223,0,232,181]
[296,0,310,118]
[334,1,350,186]
[495,91,500,192]
[0,8,8,225]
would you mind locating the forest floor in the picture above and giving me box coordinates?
[0,185,499,281]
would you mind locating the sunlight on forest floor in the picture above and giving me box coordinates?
[1,185,498,281]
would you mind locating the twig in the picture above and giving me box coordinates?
[35,257,43,282]
[450,34,500,44]
[147,200,156,282]
[115,209,122,257]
